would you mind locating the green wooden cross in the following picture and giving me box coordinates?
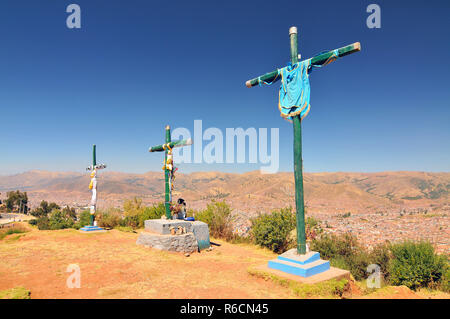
[86,144,106,226]
[245,26,361,255]
[149,125,193,219]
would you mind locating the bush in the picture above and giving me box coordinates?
[137,203,166,227]
[96,201,165,230]
[310,233,370,280]
[74,210,91,229]
[195,200,234,240]
[122,197,145,229]
[369,243,392,282]
[48,209,75,230]
[250,208,296,253]
[97,210,122,229]
[28,219,37,226]
[440,268,450,293]
[36,217,50,230]
[389,241,448,290]
[31,201,60,218]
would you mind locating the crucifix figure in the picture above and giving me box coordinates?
[149,125,192,220]
[86,144,106,226]
[245,26,360,255]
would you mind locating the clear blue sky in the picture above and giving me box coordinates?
[0,0,449,175]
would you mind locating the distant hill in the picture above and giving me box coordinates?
[0,170,448,214]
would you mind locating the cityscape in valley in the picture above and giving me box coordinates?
[1,170,448,253]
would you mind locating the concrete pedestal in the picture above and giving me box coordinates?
[268,249,331,278]
[144,219,193,234]
[136,219,210,253]
[79,225,106,233]
[136,232,198,253]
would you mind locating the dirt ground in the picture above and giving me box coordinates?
[0,224,448,299]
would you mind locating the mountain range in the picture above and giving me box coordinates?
[0,170,448,215]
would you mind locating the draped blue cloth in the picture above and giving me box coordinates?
[278,60,311,120]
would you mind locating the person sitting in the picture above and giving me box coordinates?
[171,198,187,220]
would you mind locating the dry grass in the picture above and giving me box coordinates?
[1,226,448,299]
[0,227,297,299]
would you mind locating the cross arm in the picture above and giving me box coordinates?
[245,42,361,88]
[149,138,193,152]
[86,164,107,171]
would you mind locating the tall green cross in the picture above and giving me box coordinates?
[149,125,193,219]
[245,26,361,255]
[86,144,106,226]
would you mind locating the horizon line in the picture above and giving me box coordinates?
[1,169,449,177]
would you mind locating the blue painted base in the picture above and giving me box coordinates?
[80,225,105,232]
[268,250,330,278]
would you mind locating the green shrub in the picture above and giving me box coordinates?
[346,250,370,281]
[369,243,392,282]
[250,208,296,253]
[95,201,165,230]
[310,233,370,281]
[195,200,234,240]
[122,197,151,229]
[75,210,91,229]
[137,203,165,227]
[36,217,50,230]
[48,209,75,230]
[440,268,450,292]
[311,233,360,260]
[122,215,139,228]
[28,219,37,226]
[31,201,60,218]
[389,241,448,290]
[97,211,122,228]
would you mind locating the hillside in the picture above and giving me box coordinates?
[1,225,448,299]
[0,170,448,215]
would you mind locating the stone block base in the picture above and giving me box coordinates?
[191,221,210,251]
[142,219,210,251]
[136,231,198,253]
[144,219,193,235]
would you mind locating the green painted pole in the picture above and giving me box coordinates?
[164,125,171,219]
[289,27,307,255]
[93,144,96,167]
[245,42,361,88]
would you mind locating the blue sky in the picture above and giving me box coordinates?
[0,0,449,175]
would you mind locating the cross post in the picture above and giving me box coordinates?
[149,125,192,219]
[86,144,106,226]
[245,26,361,255]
